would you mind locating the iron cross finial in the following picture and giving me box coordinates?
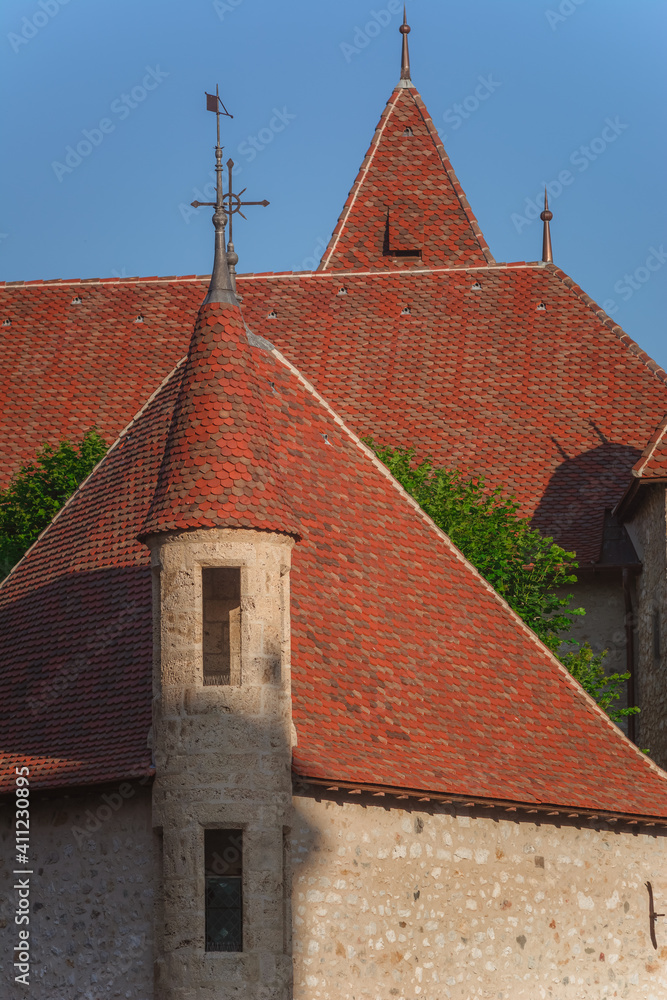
[193,87,269,302]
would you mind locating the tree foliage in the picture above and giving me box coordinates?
[367,442,634,723]
[0,429,107,577]
[368,442,582,652]
[561,643,639,724]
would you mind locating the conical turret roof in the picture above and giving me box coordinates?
[141,299,300,538]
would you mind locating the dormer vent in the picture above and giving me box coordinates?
[401,306,411,315]
[536,302,547,311]
[386,199,424,258]
[268,310,277,319]
[71,296,82,305]
[471,281,482,291]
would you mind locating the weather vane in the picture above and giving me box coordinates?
[192,86,269,296]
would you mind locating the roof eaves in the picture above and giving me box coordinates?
[615,475,667,522]
[294,775,667,827]
[269,344,667,795]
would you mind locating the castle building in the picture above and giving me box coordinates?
[1,16,667,999]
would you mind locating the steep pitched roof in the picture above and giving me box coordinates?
[0,275,195,487]
[2,264,667,565]
[2,323,667,820]
[0,366,179,790]
[318,83,493,272]
[142,300,299,538]
[632,415,667,479]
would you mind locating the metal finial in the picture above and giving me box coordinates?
[540,187,553,264]
[191,89,270,305]
[203,143,237,306]
[400,6,411,81]
[225,158,239,293]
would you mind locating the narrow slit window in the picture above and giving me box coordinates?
[202,567,241,685]
[282,826,291,955]
[205,829,243,952]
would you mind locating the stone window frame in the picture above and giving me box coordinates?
[197,560,250,688]
[201,823,247,955]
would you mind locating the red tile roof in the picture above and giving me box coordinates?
[2,316,667,819]
[142,301,299,538]
[2,83,666,566]
[318,84,493,272]
[632,415,667,479]
[0,366,180,792]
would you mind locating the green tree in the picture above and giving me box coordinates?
[561,643,639,725]
[367,442,636,722]
[0,429,107,577]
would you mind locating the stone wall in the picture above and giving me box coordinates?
[148,527,295,1000]
[560,571,627,677]
[3,780,666,999]
[557,572,633,736]
[290,788,667,1000]
[627,485,667,764]
[0,781,154,999]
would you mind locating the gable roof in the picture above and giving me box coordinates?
[2,309,667,821]
[318,82,493,272]
[2,70,667,568]
[2,262,667,566]
[632,415,667,479]
[613,413,667,519]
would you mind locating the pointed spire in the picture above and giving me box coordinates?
[140,90,298,541]
[204,143,237,306]
[540,188,553,263]
[318,84,493,271]
[399,6,411,83]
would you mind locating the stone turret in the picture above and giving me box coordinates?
[140,261,299,997]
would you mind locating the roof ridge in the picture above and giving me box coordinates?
[547,263,667,384]
[266,343,667,791]
[0,261,543,291]
[0,275,210,288]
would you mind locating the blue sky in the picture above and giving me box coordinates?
[1,0,666,365]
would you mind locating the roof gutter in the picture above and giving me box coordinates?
[614,475,667,522]
[293,774,667,828]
